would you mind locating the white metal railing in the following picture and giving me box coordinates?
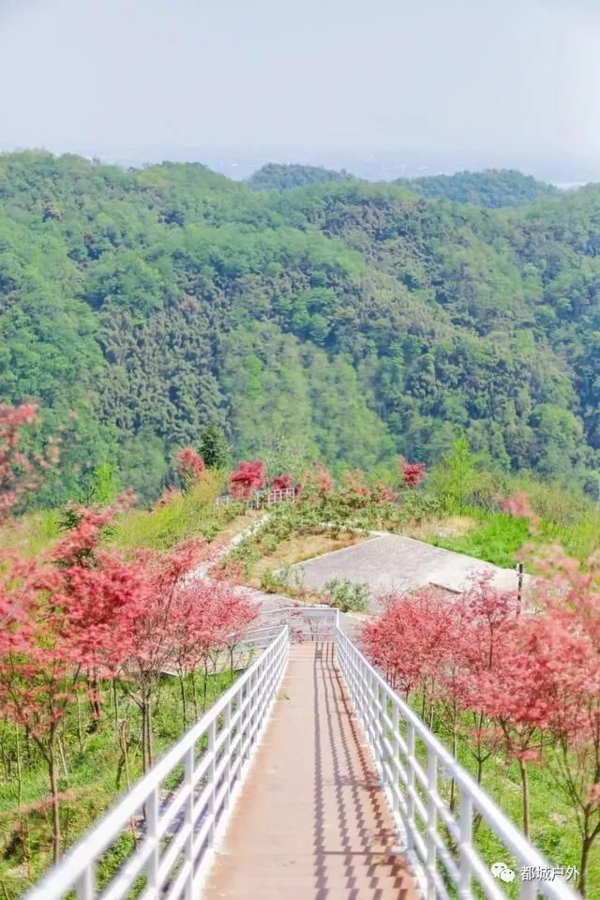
[335,626,581,900]
[24,626,289,900]
[215,487,296,510]
[23,608,581,900]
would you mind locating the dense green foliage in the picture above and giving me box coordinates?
[247,162,355,191]
[395,168,562,207]
[1,151,598,506]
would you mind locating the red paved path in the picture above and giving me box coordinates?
[203,643,420,899]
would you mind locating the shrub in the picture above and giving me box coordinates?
[322,578,369,613]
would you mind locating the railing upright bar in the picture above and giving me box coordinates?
[406,722,416,851]
[75,868,94,900]
[392,702,400,813]
[146,785,159,891]
[184,745,194,898]
[459,793,473,900]
[225,700,232,809]
[426,750,438,898]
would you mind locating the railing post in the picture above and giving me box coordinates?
[75,868,94,900]
[208,719,216,845]
[392,701,400,813]
[184,745,194,899]
[458,792,472,900]
[378,685,386,782]
[520,878,539,900]
[146,786,159,892]
[426,750,438,900]
[225,700,232,809]
[406,723,415,851]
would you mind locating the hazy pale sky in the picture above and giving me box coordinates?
[1,0,600,159]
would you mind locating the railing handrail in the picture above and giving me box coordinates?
[23,608,580,900]
[335,625,580,900]
[24,625,289,900]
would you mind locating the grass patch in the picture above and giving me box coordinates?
[110,471,237,551]
[426,508,532,569]
[248,529,367,589]
[0,509,61,559]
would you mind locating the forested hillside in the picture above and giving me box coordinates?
[247,162,355,191]
[1,151,598,505]
[395,168,562,207]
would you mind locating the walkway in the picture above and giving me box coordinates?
[203,643,419,900]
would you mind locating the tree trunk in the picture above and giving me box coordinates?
[578,822,595,898]
[517,757,530,838]
[202,660,209,712]
[476,756,483,785]
[146,697,153,768]
[179,675,187,731]
[77,695,84,754]
[58,737,69,781]
[141,702,148,773]
[192,672,199,720]
[48,750,61,863]
[15,726,22,809]
[449,721,457,813]
[88,674,101,731]
[112,680,119,729]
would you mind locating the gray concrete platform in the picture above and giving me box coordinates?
[290,534,531,608]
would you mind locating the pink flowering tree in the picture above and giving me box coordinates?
[174,447,206,491]
[400,457,427,488]
[0,403,59,522]
[229,460,266,500]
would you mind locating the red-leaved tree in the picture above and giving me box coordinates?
[0,403,59,522]
[229,460,266,500]
[174,447,206,490]
[0,497,141,862]
[400,458,427,488]
[271,473,292,492]
[169,577,256,726]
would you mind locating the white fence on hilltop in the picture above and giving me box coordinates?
[215,487,295,510]
[24,608,580,900]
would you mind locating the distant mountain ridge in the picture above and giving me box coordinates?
[248,163,563,208]
[394,168,562,208]
[0,151,598,507]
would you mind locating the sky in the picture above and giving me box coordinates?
[1,0,600,172]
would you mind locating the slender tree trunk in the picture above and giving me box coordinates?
[112,680,119,730]
[202,659,209,712]
[517,757,530,838]
[146,696,153,768]
[192,672,199,720]
[0,725,9,782]
[476,756,483,785]
[140,703,148,773]
[88,673,101,730]
[48,749,61,863]
[77,694,84,754]
[449,720,458,813]
[179,675,187,730]
[577,812,600,897]
[579,832,592,898]
[15,726,22,809]
[58,737,69,781]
